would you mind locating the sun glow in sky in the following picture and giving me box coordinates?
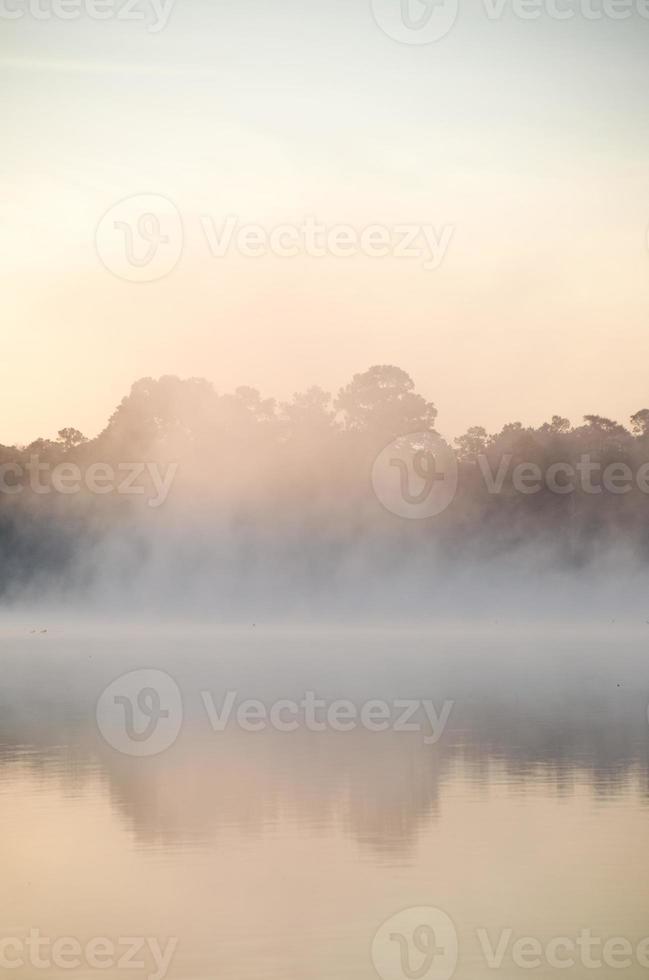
[2,0,649,444]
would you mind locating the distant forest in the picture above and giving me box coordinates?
[3,365,649,602]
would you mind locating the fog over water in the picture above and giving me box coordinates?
[4,2,649,975]
[2,633,649,980]
[3,372,649,980]
[4,369,649,625]
[2,633,649,843]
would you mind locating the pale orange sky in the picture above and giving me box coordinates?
[2,1,649,444]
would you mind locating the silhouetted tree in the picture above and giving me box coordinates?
[335,365,437,440]
[57,428,87,452]
[455,426,489,462]
[3,365,649,602]
[631,409,649,438]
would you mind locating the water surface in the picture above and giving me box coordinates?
[1,630,648,979]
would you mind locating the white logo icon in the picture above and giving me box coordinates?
[96,669,183,756]
[372,907,458,980]
[95,194,183,282]
[371,0,459,43]
[372,432,458,519]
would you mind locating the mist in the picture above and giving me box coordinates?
[3,366,649,628]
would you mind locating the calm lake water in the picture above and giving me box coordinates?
[1,629,649,980]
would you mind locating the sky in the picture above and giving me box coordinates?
[2,0,649,445]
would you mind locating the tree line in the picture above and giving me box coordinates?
[2,365,649,598]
